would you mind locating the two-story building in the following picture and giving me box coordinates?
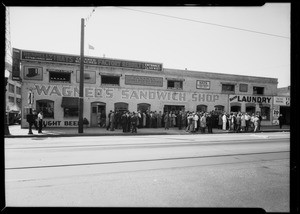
[15,49,278,128]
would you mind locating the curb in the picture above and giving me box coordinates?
[4,129,290,138]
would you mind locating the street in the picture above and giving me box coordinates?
[5,132,289,211]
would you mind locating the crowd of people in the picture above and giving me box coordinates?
[97,110,264,134]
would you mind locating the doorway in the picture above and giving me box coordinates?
[280,106,290,125]
[114,102,128,114]
[91,102,106,127]
[246,106,256,115]
[137,103,151,113]
[163,105,185,114]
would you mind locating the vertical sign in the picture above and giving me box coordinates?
[28,91,34,106]
[12,48,21,80]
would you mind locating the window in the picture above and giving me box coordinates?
[222,84,235,93]
[9,84,15,93]
[101,75,120,85]
[8,96,14,103]
[64,108,79,117]
[196,105,207,112]
[49,71,71,83]
[214,105,224,113]
[167,80,183,89]
[253,86,264,95]
[36,100,54,118]
[261,106,270,121]
[16,86,21,95]
[16,98,22,108]
[239,84,248,92]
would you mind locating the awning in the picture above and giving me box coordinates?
[61,97,79,108]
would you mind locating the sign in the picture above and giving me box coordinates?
[24,66,43,80]
[273,96,290,106]
[21,50,163,71]
[34,84,222,104]
[125,75,163,87]
[196,80,210,90]
[12,48,21,80]
[229,95,272,103]
[28,91,34,105]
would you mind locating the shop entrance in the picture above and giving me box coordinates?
[163,105,185,114]
[280,106,290,125]
[231,106,241,113]
[114,102,128,114]
[246,106,256,115]
[91,102,106,127]
[137,103,151,113]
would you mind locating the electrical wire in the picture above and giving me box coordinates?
[117,7,290,39]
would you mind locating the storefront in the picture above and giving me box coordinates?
[15,49,278,128]
[273,96,290,125]
[229,95,273,125]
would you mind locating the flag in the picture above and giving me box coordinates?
[88,44,95,50]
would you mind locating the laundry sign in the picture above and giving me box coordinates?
[229,95,272,103]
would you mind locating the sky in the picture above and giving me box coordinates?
[8,4,290,88]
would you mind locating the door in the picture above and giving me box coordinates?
[91,102,106,127]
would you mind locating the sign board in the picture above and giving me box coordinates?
[196,80,210,90]
[229,95,272,104]
[273,96,290,106]
[125,75,163,87]
[21,50,163,71]
[12,48,21,80]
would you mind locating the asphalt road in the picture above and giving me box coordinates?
[5,132,290,211]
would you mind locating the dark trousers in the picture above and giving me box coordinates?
[38,120,43,133]
[131,123,137,133]
[207,125,212,133]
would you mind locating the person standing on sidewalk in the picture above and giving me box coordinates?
[222,112,227,131]
[235,113,241,133]
[37,111,43,133]
[109,111,115,131]
[241,113,246,132]
[258,114,262,131]
[206,113,213,133]
[177,111,183,130]
[164,112,170,130]
[278,114,285,129]
[131,112,138,133]
[253,114,260,132]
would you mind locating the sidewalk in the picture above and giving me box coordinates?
[5,124,290,138]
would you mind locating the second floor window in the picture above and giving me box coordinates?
[101,75,120,85]
[222,84,235,92]
[253,86,264,95]
[167,80,183,89]
[49,72,71,83]
[9,84,15,93]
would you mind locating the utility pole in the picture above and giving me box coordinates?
[78,18,85,133]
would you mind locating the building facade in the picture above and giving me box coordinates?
[16,49,278,128]
[273,86,290,125]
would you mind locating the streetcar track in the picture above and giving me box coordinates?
[5,150,289,170]
[5,138,289,150]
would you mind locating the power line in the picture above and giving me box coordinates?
[117,7,290,39]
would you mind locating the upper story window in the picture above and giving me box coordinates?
[222,84,235,93]
[16,86,21,95]
[253,86,264,95]
[49,71,71,83]
[101,75,120,86]
[8,83,15,93]
[167,80,183,89]
[239,84,248,92]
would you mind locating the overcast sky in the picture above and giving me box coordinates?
[9,4,290,88]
